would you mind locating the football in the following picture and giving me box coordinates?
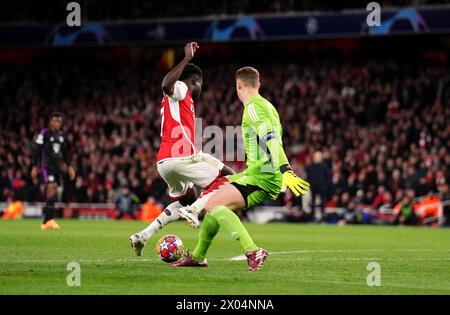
[155,234,185,263]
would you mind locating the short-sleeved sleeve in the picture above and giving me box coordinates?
[166,81,188,101]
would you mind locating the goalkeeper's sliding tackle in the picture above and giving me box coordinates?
[174,66,310,271]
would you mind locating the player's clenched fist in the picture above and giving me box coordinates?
[184,42,199,61]
[282,170,310,197]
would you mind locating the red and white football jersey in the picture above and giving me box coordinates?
[157,81,197,162]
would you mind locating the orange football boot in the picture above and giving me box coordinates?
[41,219,60,230]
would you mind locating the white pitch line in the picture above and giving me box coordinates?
[2,258,158,264]
[1,248,449,264]
[227,248,450,261]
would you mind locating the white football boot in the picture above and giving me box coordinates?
[129,233,146,256]
[178,206,201,229]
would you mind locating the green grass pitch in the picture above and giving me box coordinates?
[1,219,450,294]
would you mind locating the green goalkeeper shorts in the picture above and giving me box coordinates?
[229,172,279,209]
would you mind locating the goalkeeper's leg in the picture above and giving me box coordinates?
[204,183,269,271]
[205,184,257,252]
[173,183,269,270]
[170,213,218,267]
[172,183,245,266]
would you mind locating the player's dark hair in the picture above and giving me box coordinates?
[49,111,64,120]
[180,63,202,81]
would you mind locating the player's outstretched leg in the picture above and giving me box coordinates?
[130,201,182,256]
[178,177,230,229]
[169,250,208,267]
[245,248,270,272]
[130,185,199,256]
[210,205,269,271]
[176,183,269,271]
[170,213,219,267]
[211,205,269,271]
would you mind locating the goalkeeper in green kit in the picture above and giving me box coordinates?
[173,67,310,271]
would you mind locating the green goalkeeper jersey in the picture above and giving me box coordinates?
[230,94,289,199]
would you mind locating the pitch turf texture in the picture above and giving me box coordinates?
[1,220,450,294]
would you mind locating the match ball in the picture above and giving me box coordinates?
[155,235,184,263]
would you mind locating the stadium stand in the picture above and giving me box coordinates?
[0,39,448,224]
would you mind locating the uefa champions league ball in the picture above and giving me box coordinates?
[155,235,185,263]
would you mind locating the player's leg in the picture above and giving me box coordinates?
[192,183,249,260]
[178,177,230,228]
[177,154,235,227]
[130,186,198,256]
[41,181,59,230]
[175,182,249,256]
[131,156,233,255]
[206,183,259,250]
[187,163,235,213]
[136,186,197,240]
[130,159,200,255]
[216,185,271,271]
[171,183,243,267]
[173,177,270,270]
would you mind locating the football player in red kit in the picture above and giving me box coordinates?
[130,42,234,256]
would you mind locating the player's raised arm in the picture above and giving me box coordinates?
[161,42,199,96]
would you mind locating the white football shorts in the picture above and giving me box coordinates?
[156,152,224,199]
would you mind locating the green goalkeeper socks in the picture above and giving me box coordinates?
[192,213,220,261]
[192,206,258,261]
[210,205,258,253]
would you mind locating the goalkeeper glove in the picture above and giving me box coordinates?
[281,165,310,197]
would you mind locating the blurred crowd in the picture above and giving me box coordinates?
[0,0,446,24]
[0,48,449,225]
[262,60,450,224]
